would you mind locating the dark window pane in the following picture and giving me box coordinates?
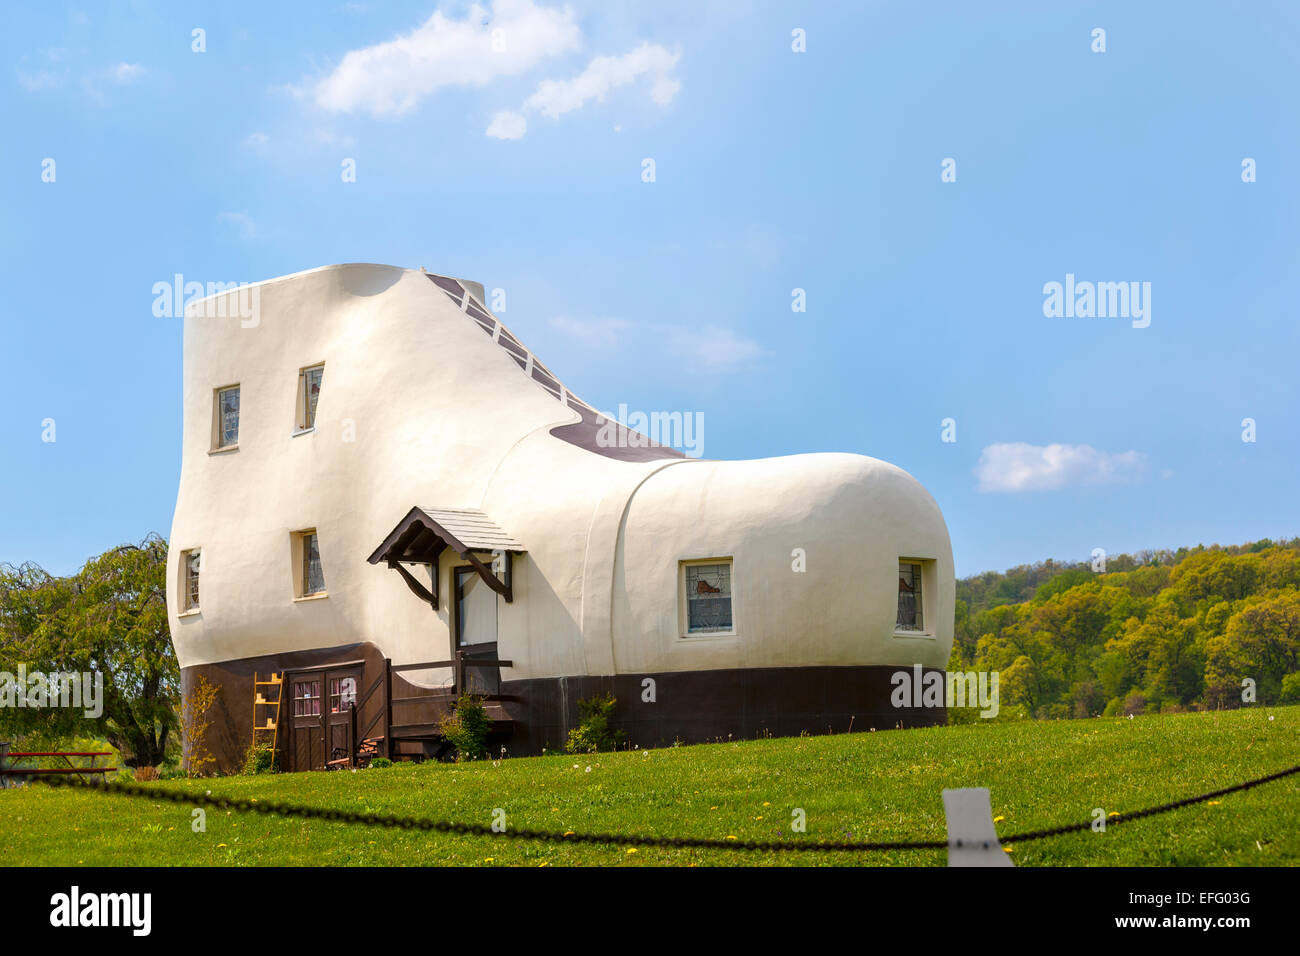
[219,387,239,446]
[896,562,924,631]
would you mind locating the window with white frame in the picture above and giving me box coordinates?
[297,364,324,431]
[182,549,201,611]
[684,561,733,635]
[215,385,240,448]
[896,561,925,632]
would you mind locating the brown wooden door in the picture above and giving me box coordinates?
[289,676,325,771]
[325,668,361,765]
[287,668,362,771]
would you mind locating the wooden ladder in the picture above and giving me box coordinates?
[252,672,284,762]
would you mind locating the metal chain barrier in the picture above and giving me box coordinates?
[22,762,1300,854]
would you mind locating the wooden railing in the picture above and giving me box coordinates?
[350,650,514,763]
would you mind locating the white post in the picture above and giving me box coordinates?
[942,787,1014,867]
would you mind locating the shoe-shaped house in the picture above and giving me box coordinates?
[168,263,954,771]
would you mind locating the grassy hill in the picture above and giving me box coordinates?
[5,705,1297,866]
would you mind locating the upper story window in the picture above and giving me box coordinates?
[214,385,240,449]
[294,530,326,598]
[182,549,201,611]
[296,364,324,431]
[896,561,925,633]
[684,560,733,635]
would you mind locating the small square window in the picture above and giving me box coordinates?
[182,549,201,611]
[684,561,733,635]
[896,561,925,632]
[216,385,240,448]
[298,365,324,431]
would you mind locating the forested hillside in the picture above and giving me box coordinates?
[951,539,1300,718]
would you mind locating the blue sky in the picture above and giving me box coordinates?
[2,0,1298,578]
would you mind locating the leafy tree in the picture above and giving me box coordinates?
[1205,592,1300,706]
[0,535,178,766]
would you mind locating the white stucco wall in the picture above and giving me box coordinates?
[167,263,953,683]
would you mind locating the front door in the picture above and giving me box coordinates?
[289,675,325,771]
[287,666,361,771]
[455,566,500,696]
[325,669,360,765]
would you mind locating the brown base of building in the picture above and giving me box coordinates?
[182,642,948,773]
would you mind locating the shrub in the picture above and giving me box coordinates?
[1281,672,1300,704]
[369,757,393,769]
[242,741,277,775]
[565,694,625,754]
[438,695,490,761]
[182,674,220,778]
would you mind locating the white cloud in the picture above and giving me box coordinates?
[243,131,269,148]
[974,443,1148,493]
[522,42,680,119]
[217,211,258,240]
[18,68,62,91]
[315,128,357,148]
[665,323,760,372]
[313,0,581,116]
[110,62,144,84]
[550,315,632,348]
[486,109,527,139]
[17,48,69,91]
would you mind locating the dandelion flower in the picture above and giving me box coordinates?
[993,815,1004,823]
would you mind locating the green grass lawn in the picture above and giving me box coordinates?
[5,705,1298,866]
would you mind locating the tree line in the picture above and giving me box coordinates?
[952,538,1300,717]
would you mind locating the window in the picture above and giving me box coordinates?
[329,677,356,714]
[684,561,733,635]
[292,680,321,717]
[294,530,326,598]
[215,385,240,448]
[297,364,324,431]
[455,566,498,647]
[896,561,925,632]
[182,549,201,611]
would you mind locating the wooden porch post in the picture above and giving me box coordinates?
[383,658,393,759]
